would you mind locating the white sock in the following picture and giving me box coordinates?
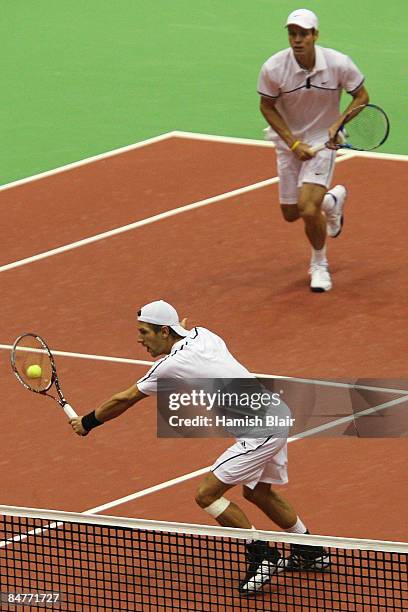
[311,246,328,266]
[285,517,307,535]
[322,190,337,215]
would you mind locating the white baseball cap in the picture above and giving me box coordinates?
[285,9,319,30]
[137,300,190,337]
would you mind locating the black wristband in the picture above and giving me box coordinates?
[81,411,103,432]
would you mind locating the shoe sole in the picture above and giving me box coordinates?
[331,214,344,238]
[280,552,331,572]
[239,578,272,597]
[309,269,332,292]
[283,561,331,572]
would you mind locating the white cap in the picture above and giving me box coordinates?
[137,300,190,337]
[285,9,319,30]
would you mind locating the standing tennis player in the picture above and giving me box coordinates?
[70,300,328,594]
[259,8,369,291]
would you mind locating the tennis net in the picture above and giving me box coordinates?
[0,505,407,611]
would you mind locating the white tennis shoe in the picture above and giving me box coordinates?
[309,264,332,293]
[325,185,347,238]
[239,557,284,594]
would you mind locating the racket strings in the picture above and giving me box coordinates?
[342,106,389,151]
[12,336,53,392]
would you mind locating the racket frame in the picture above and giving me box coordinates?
[311,103,390,154]
[10,333,77,419]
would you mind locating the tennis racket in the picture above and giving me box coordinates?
[312,104,390,153]
[10,333,78,420]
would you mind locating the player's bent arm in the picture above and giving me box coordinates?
[328,85,370,142]
[260,96,313,160]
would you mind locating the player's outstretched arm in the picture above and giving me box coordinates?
[70,385,147,436]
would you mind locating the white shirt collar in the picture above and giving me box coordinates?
[169,329,194,354]
[291,45,327,76]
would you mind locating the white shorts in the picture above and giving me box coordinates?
[277,146,336,205]
[211,437,288,490]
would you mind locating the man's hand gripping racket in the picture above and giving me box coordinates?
[312,103,390,154]
[10,333,80,424]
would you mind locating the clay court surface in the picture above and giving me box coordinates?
[1,132,407,542]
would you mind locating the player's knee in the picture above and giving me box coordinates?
[195,486,217,509]
[196,487,231,517]
[280,205,299,223]
[298,200,319,221]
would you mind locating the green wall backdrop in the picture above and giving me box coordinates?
[1,0,406,184]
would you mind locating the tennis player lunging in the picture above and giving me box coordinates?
[259,8,369,291]
[70,300,328,595]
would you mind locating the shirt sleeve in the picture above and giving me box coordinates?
[257,63,280,99]
[340,55,365,94]
[137,359,167,396]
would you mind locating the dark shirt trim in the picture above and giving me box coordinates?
[258,90,279,100]
[281,81,341,94]
[347,77,365,95]
[138,327,199,384]
[261,77,357,98]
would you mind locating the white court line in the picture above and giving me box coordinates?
[88,393,408,514]
[0,175,280,273]
[0,132,177,193]
[0,344,152,367]
[0,148,355,274]
[1,340,407,514]
[172,130,408,162]
[2,130,407,518]
[172,130,278,149]
[2,392,406,546]
[1,343,407,396]
[1,131,403,273]
[1,130,406,196]
[253,371,408,395]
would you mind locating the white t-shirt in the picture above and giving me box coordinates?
[137,327,253,395]
[258,45,364,144]
[137,327,290,442]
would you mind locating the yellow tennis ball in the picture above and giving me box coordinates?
[26,364,42,379]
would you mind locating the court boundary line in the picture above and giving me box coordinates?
[0,152,355,274]
[0,132,177,193]
[0,390,405,523]
[1,393,407,549]
[172,131,408,162]
[2,131,407,516]
[1,131,403,274]
[1,129,406,196]
[1,343,407,396]
[0,175,281,273]
[85,394,407,514]
[2,339,406,515]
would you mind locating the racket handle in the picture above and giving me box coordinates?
[311,130,346,154]
[310,143,326,154]
[63,403,78,419]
